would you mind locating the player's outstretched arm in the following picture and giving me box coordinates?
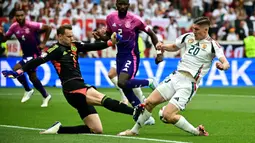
[38,24,52,49]
[2,57,48,79]
[23,45,63,72]
[74,41,113,53]
[161,44,179,52]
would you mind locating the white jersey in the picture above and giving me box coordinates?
[175,32,225,82]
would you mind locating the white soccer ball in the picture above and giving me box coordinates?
[158,106,168,123]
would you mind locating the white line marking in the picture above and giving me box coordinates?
[0,124,44,131]
[1,92,255,98]
[0,124,191,143]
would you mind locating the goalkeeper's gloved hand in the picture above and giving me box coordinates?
[111,32,122,45]
[2,69,24,79]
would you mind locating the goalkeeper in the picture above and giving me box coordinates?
[2,24,134,134]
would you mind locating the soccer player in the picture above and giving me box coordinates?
[2,24,135,134]
[108,63,145,105]
[93,0,163,110]
[118,16,230,136]
[0,9,52,107]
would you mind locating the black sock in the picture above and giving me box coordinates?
[58,125,92,134]
[101,96,134,115]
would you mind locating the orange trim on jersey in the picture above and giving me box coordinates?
[52,60,61,74]
[70,88,87,96]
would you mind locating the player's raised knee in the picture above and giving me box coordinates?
[162,111,177,124]
[108,72,115,79]
[117,81,127,89]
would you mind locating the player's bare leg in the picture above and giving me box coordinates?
[108,67,128,105]
[162,103,209,136]
[13,63,34,103]
[27,71,51,107]
[118,89,165,136]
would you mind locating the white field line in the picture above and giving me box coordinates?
[0,124,191,143]
[0,91,255,98]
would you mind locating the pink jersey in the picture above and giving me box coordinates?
[6,21,43,57]
[106,11,148,56]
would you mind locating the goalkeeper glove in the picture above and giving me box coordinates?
[2,69,24,78]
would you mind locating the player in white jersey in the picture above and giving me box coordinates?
[118,16,230,136]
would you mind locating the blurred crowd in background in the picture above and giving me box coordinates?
[0,0,255,58]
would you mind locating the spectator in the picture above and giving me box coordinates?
[243,30,255,58]
[212,2,228,23]
[236,21,248,40]
[168,4,180,18]
[28,3,40,19]
[236,8,248,21]
[34,0,45,11]
[243,0,254,17]
[226,27,239,41]
[217,21,231,40]
[191,0,204,18]
[166,16,178,41]
[72,18,82,40]
[49,15,59,40]
[3,0,17,16]
[144,2,154,18]
[209,17,219,39]
[250,10,255,32]
[223,7,237,26]
[8,2,21,19]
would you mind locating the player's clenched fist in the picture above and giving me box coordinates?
[156,42,163,50]
[155,54,163,65]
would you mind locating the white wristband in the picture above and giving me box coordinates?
[156,50,162,54]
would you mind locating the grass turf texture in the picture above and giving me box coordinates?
[0,87,254,143]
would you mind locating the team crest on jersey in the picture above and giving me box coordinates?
[202,44,207,49]
[125,21,131,28]
[71,46,77,51]
[25,28,30,34]
[188,39,194,43]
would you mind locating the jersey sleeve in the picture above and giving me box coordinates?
[43,44,64,61]
[22,45,63,72]
[5,24,15,37]
[175,33,191,49]
[136,16,148,32]
[75,41,109,52]
[212,40,225,59]
[28,21,43,31]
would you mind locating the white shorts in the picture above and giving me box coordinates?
[156,71,197,110]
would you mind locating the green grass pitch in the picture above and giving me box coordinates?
[0,87,255,143]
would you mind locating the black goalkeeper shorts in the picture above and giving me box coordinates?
[63,85,97,119]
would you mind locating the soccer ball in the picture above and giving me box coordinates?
[158,106,168,123]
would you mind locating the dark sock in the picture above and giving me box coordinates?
[122,89,141,107]
[125,79,149,88]
[101,96,134,115]
[58,125,92,134]
[31,78,48,98]
[17,74,31,91]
